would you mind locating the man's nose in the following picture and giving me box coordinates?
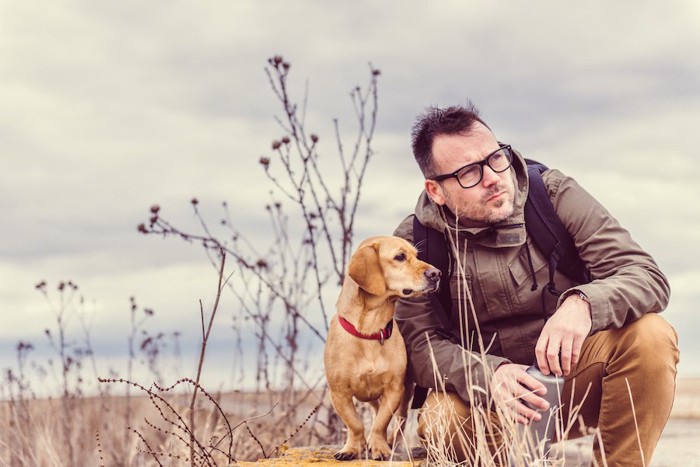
[481,165,501,186]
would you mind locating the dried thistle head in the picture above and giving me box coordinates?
[16,341,34,352]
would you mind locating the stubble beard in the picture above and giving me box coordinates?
[446,181,516,224]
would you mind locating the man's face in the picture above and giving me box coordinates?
[424,123,516,224]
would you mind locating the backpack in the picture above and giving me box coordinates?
[409,159,591,408]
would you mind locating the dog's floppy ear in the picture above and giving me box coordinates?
[348,244,387,296]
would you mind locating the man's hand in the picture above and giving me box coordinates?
[535,292,592,377]
[490,363,549,424]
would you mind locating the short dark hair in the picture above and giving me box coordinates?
[411,102,490,177]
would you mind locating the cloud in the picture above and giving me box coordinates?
[2,0,699,384]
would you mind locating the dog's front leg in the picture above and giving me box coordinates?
[330,390,366,461]
[390,379,413,446]
[367,385,404,460]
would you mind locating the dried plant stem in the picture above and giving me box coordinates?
[626,378,646,467]
[189,247,229,467]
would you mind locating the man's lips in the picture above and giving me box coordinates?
[486,190,505,202]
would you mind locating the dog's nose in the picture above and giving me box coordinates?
[425,267,441,283]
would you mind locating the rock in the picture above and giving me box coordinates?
[232,444,427,466]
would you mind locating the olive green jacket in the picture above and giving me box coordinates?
[393,150,670,406]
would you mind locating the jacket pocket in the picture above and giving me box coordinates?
[508,243,548,293]
[450,269,482,311]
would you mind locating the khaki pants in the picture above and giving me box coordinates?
[417,314,680,466]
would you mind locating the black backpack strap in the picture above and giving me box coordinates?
[413,215,453,316]
[524,159,591,292]
[410,215,453,409]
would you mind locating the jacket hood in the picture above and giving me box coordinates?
[413,148,530,248]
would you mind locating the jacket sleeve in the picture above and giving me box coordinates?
[393,215,509,406]
[545,170,671,333]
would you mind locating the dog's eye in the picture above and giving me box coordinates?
[394,252,407,262]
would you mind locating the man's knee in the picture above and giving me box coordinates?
[417,391,471,440]
[615,314,679,369]
[417,391,504,463]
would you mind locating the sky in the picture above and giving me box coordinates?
[2,0,699,394]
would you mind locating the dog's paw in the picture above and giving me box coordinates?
[334,450,359,461]
[368,437,392,461]
[335,436,366,461]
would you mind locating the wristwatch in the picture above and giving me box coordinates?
[574,290,589,303]
[566,290,590,309]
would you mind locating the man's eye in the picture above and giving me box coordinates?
[394,252,407,262]
[490,153,504,163]
[459,165,480,177]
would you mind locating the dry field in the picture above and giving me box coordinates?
[2,378,698,466]
[668,377,700,419]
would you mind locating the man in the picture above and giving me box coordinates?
[393,103,679,466]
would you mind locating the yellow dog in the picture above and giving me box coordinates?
[324,236,440,461]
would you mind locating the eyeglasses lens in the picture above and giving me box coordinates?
[456,147,512,188]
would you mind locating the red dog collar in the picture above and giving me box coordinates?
[338,316,394,345]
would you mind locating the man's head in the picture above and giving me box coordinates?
[411,103,516,224]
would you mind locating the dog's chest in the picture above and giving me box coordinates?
[355,351,390,377]
[348,350,396,401]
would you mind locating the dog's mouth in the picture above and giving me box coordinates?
[402,283,439,296]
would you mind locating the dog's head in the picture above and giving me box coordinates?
[347,236,440,298]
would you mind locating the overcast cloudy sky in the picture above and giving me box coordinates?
[2,0,699,391]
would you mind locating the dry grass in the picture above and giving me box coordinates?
[0,386,329,466]
[1,378,696,465]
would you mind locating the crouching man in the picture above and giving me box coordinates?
[394,103,679,466]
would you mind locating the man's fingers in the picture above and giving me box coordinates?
[535,336,550,375]
[498,392,541,424]
[513,382,549,422]
[498,385,546,423]
[570,334,585,372]
[515,400,543,424]
[560,338,573,375]
[546,338,562,376]
[519,390,549,413]
[490,365,556,425]
[518,373,547,397]
[515,373,549,415]
[562,332,586,375]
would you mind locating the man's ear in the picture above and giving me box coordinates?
[348,245,387,296]
[425,179,446,205]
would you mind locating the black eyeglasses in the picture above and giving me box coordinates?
[430,144,513,189]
